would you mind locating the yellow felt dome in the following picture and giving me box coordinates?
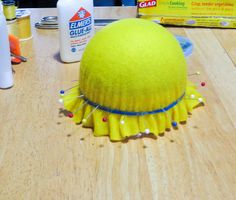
[60,18,204,141]
[80,18,187,112]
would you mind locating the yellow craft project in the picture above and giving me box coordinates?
[59,18,204,141]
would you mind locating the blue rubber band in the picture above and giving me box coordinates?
[80,92,185,116]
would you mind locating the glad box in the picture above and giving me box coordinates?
[138,0,236,28]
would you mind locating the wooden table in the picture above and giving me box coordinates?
[0,7,236,200]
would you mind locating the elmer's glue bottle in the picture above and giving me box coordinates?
[57,0,94,63]
[0,1,13,89]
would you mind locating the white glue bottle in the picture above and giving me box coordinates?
[0,2,13,89]
[57,0,94,63]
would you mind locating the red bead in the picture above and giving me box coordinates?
[201,82,206,87]
[102,117,108,122]
[68,113,74,118]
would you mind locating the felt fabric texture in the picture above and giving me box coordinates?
[61,18,204,141]
[80,18,186,112]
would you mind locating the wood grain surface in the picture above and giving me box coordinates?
[0,7,236,200]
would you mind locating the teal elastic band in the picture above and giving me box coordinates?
[80,92,185,116]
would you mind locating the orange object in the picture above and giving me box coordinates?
[11,56,21,64]
[8,34,21,56]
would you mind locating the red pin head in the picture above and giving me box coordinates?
[201,82,206,87]
[102,117,108,122]
[68,113,74,118]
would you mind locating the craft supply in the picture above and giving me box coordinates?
[8,34,21,55]
[8,33,26,63]
[11,53,27,62]
[59,18,205,141]
[138,0,236,28]
[35,22,58,29]
[6,19,18,37]
[0,3,14,88]
[34,16,58,29]
[2,0,16,20]
[3,1,18,37]
[189,71,201,76]
[11,56,21,64]
[36,15,193,57]
[57,0,94,63]
[16,9,32,41]
[35,16,118,29]
[41,16,58,25]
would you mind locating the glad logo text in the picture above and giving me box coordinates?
[138,0,157,8]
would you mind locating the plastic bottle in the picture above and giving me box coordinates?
[57,0,94,63]
[0,1,13,89]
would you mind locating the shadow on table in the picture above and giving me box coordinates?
[58,108,70,117]
[53,52,63,63]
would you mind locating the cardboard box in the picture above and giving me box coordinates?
[138,0,236,28]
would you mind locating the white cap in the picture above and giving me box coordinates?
[0,71,14,89]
